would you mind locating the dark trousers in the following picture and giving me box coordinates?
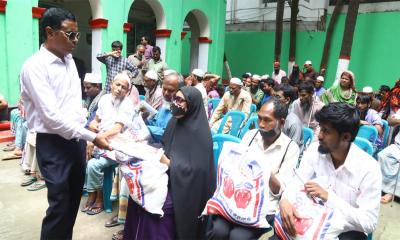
[208,216,267,240]
[36,133,87,240]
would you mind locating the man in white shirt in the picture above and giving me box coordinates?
[84,73,134,215]
[191,69,208,116]
[20,8,109,240]
[279,103,381,240]
[143,70,163,111]
[271,61,286,85]
[241,98,300,224]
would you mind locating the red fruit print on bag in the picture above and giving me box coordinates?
[234,188,252,209]
[223,176,234,198]
[294,217,313,235]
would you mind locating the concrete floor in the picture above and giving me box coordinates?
[0,141,399,240]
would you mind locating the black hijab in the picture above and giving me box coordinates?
[162,86,215,239]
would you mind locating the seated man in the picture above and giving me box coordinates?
[378,112,400,203]
[143,70,163,111]
[0,93,8,121]
[260,77,276,105]
[209,77,252,133]
[249,74,264,110]
[83,73,134,215]
[83,73,103,127]
[356,94,384,148]
[290,80,324,141]
[209,98,300,239]
[279,103,381,240]
[146,70,182,143]
[273,84,303,147]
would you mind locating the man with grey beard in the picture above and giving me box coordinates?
[289,80,324,141]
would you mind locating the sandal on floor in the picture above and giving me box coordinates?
[381,193,394,204]
[27,181,46,191]
[3,146,15,152]
[21,175,37,187]
[112,230,124,240]
[81,202,94,213]
[105,215,120,228]
[86,206,104,215]
[2,153,22,161]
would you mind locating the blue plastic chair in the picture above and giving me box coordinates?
[381,119,390,147]
[208,98,221,115]
[102,165,115,213]
[368,233,373,240]
[303,127,314,146]
[139,95,145,101]
[212,133,241,171]
[239,116,259,139]
[353,137,374,156]
[217,110,246,137]
[357,125,378,144]
[250,103,257,116]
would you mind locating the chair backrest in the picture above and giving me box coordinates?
[357,125,378,143]
[381,119,390,147]
[212,133,241,170]
[303,127,314,146]
[250,103,257,116]
[239,116,259,139]
[353,137,374,156]
[208,98,221,115]
[217,110,247,137]
[139,95,145,101]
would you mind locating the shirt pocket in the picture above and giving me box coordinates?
[334,180,360,207]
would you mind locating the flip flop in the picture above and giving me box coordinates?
[3,146,15,152]
[21,176,37,187]
[81,202,95,213]
[86,206,104,215]
[27,181,46,191]
[381,193,394,204]
[1,153,22,161]
[105,215,120,227]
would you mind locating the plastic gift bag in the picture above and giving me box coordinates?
[274,184,342,240]
[202,142,271,228]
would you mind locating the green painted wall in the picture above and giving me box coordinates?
[224,11,400,91]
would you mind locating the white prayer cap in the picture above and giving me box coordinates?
[261,74,270,80]
[145,70,158,81]
[83,73,102,84]
[113,72,131,88]
[304,60,312,65]
[316,76,324,82]
[245,72,252,77]
[252,74,261,80]
[230,77,243,86]
[192,68,205,78]
[363,86,373,93]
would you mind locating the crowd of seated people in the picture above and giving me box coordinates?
[6,48,400,240]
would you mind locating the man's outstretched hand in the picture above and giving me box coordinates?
[93,133,112,150]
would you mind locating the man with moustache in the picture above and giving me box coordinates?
[279,103,381,240]
[143,70,163,111]
[20,8,109,239]
[240,97,300,230]
[290,80,324,140]
[249,74,265,110]
[128,44,146,95]
[271,61,286,85]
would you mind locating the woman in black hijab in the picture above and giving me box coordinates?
[123,86,215,240]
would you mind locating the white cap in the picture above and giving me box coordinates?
[363,86,373,93]
[192,68,205,78]
[145,70,158,81]
[230,77,243,86]
[260,74,270,80]
[83,73,102,84]
[252,74,261,80]
[113,72,131,88]
[316,76,324,82]
[305,60,312,65]
[246,72,252,77]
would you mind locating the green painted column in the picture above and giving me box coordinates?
[0,6,8,98]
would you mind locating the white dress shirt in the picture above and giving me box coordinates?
[271,69,287,84]
[286,142,382,234]
[20,46,96,142]
[96,93,134,131]
[241,129,300,214]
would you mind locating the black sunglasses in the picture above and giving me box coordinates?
[59,30,80,41]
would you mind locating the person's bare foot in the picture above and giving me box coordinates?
[13,148,22,156]
[381,193,394,204]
